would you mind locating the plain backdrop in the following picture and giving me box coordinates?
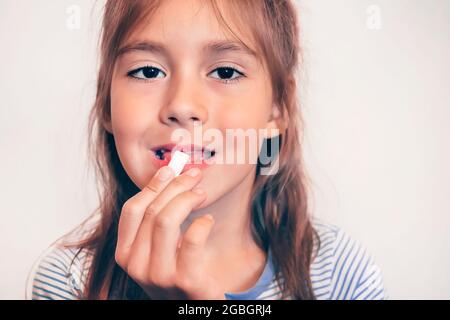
[0,0,449,299]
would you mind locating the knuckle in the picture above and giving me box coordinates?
[145,182,159,194]
[175,275,196,292]
[144,203,158,218]
[154,214,172,229]
[127,261,146,282]
[148,271,172,288]
[186,190,206,204]
[126,264,138,277]
[171,177,188,190]
[121,201,141,217]
[114,250,127,271]
[172,191,196,206]
[182,234,203,249]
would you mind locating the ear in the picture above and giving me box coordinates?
[103,118,114,134]
[264,103,286,139]
[264,75,295,138]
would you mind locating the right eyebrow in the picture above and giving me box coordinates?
[117,39,258,59]
[117,41,168,57]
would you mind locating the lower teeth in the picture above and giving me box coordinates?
[188,151,215,160]
[154,150,215,161]
[154,149,166,160]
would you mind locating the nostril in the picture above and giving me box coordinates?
[168,116,177,122]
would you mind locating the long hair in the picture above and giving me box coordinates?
[65,0,320,299]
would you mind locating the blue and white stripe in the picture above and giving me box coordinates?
[27,219,387,300]
[310,221,387,300]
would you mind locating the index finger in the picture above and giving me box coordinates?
[115,166,175,265]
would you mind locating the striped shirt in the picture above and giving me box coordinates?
[26,219,388,300]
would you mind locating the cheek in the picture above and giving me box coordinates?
[216,83,272,130]
[111,86,152,137]
[110,81,161,188]
[219,109,265,130]
[211,116,268,172]
[212,85,273,165]
[217,97,271,134]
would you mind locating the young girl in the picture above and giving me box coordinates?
[27,0,387,300]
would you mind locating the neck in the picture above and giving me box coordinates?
[181,166,261,259]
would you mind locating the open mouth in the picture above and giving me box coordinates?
[152,145,216,162]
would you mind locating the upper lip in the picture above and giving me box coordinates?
[151,143,214,153]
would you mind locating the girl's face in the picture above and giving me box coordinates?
[109,0,281,208]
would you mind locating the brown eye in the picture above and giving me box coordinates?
[127,66,166,80]
[209,67,244,83]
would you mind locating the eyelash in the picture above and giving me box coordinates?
[126,65,245,85]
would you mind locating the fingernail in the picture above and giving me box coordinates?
[186,168,200,177]
[157,166,173,181]
[204,214,214,222]
[192,188,205,195]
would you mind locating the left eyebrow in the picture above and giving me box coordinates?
[203,40,258,58]
[117,39,258,59]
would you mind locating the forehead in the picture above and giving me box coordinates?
[119,0,260,61]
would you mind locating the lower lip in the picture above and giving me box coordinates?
[150,150,214,173]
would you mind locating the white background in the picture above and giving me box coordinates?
[0,0,449,299]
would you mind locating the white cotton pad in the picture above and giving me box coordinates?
[168,150,190,176]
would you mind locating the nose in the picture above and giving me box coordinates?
[159,76,208,128]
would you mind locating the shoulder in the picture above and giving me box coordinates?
[310,218,388,300]
[26,244,93,300]
[26,214,99,300]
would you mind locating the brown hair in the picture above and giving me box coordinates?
[66,0,320,299]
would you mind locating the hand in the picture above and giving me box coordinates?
[114,166,226,299]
